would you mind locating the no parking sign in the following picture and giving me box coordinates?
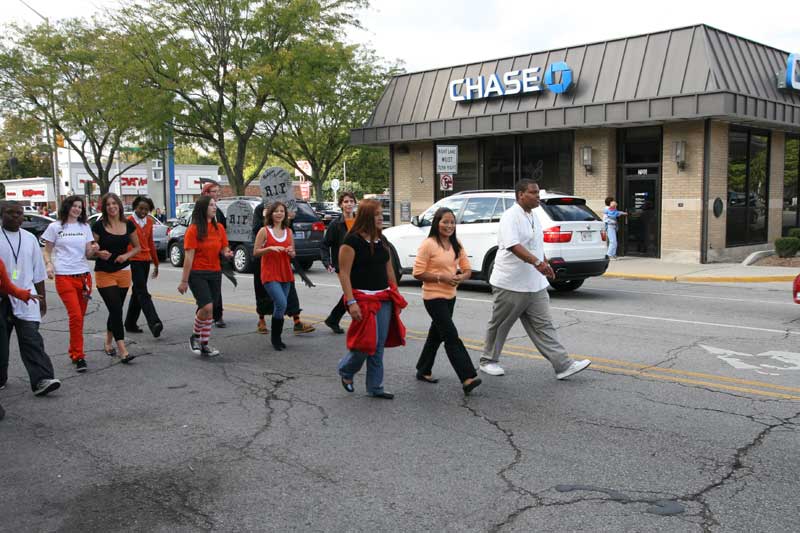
[439,173,453,191]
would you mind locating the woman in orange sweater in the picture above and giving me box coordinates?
[412,207,481,394]
[124,196,163,338]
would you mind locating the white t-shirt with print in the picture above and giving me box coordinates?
[41,221,94,275]
[0,228,46,321]
[489,202,549,293]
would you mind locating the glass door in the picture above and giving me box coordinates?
[623,175,659,257]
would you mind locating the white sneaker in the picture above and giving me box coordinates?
[34,378,61,396]
[556,359,591,380]
[479,363,505,376]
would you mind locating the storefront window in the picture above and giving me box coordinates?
[484,137,515,190]
[726,127,770,246]
[520,131,573,194]
[451,141,478,194]
[783,136,800,235]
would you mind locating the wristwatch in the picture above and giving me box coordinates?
[533,259,543,267]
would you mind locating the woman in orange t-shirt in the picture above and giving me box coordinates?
[253,201,295,351]
[412,207,481,394]
[177,196,233,357]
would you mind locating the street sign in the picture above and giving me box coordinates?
[294,160,312,178]
[439,173,453,191]
[331,178,340,192]
[436,145,458,174]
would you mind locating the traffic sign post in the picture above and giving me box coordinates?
[331,178,340,193]
[439,173,453,191]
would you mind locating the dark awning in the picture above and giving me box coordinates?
[351,25,800,145]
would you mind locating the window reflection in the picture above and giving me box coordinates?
[726,127,770,246]
[783,136,799,235]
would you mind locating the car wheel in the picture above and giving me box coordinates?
[483,255,495,283]
[549,279,584,292]
[388,243,402,282]
[233,245,253,273]
[298,258,314,271]
[169,243,184,267]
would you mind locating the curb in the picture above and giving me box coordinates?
[603,272,796,283]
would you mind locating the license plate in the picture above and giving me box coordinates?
[581,231,592,241]
[294,231,305,240]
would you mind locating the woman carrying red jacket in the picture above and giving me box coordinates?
[336,199,405,399]
[124,196,163,337]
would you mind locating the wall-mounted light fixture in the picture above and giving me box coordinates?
[580,146,592,173]
[673,140,687,170]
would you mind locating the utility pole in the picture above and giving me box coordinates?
[18,0,60,206]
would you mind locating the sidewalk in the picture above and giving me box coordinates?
[603,257,799,283]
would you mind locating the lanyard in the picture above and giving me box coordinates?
[2,228,21,269]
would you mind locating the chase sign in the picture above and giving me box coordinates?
[780,53,800,91]
[449,61,574,102]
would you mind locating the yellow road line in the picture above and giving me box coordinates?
[152,293,800,401]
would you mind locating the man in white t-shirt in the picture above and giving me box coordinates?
[480,179,591,380]
[0,202,60,396]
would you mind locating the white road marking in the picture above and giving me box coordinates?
[700,344,800,375]
[157,266,800,336]
[582,286,794,306]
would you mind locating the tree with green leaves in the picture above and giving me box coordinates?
[0,113,52,179]
[269,46,398,199]
[120,0,366,196]
[0,19,171,194]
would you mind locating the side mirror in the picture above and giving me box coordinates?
[411,215,420,226]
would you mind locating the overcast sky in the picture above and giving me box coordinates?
[2,0,798,72]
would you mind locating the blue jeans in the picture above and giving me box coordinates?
[263,281,291,318]
[607,223,618,257]
[337,300,392,395]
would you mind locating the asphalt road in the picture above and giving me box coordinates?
[1,264,798,532]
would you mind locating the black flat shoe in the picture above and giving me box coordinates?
[341,378,354,393]
[125,326,144,334]
[104,346,117,357]
[150,322,163,338]
[416,373,439,384]
[325,319,345,334]
[370,391,394,400]
[120,354,136,364]
[463,378,482,395]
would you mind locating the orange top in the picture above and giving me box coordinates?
[344,218,355,231]
[412,237,471,300]
[260,227,294,283]
[0,260,32,302]
[184,222,228,272]
[128,215,159,265]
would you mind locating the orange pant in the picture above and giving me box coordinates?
[55,274,93,361]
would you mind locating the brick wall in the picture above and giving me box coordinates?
[706,121,728,261]
[392,142,435,223]
[660,121,706,262]
[574,129,616,215]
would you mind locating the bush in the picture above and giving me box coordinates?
[774,237,800,258]
[788,228,800,239]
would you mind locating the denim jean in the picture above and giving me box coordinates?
[607,223,618,257]
[337,300,392,395]
[263,281,291,318]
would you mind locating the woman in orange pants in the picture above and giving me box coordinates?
[42,196,98,373]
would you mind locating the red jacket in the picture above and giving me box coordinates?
[346,287,407,355]
[127,215,159,265]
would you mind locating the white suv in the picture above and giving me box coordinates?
[383,190,609,291]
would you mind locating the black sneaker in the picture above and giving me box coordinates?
[125,325,144,333]
[34,379,61,396]
[151,322,163,338]
[75,359,88,373]
[0,402,5,421]
[200,344,220,358]
[189,335,202,355]
[325,319,345,335]
[214,319,227,328]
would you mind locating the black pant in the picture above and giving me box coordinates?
[416,297,477,382]
[253,266,301,317]
[0,300,55,390]
[125,262,161,329]
[97,286,129,342]
[326,297,347,326]
[213,293,223,321]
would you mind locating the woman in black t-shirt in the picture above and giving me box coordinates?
[91,193,141,363]
[336,199,397,399]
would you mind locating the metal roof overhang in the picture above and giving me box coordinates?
[351,91,800,146]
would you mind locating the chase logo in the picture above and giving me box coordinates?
[786,53,800,91]
[544,61,574,94]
